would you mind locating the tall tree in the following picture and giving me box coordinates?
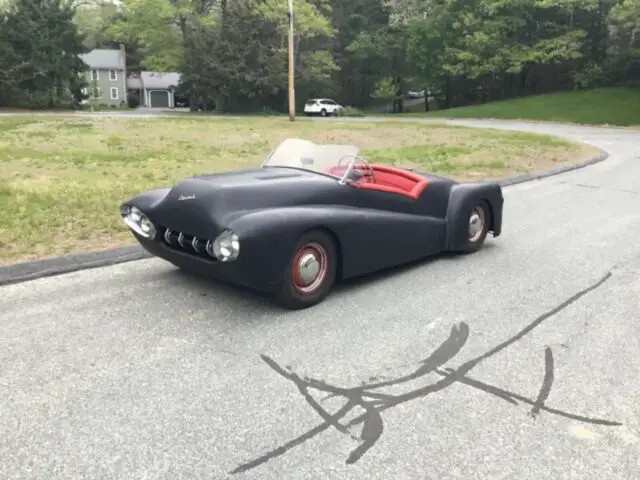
[180,0,337,112]
[73,0,120,49]
[108,0,218,71]
[0,0,88,108]
[607,0,640,82]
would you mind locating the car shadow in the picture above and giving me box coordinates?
[333,253,453,294]
[149,242,501,313]
[333,243,499,294]
[152,266,284,315]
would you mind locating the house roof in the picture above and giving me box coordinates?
[140,71,181,90]
[80,49,125,70]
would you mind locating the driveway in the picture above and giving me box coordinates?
[1,119,639,480]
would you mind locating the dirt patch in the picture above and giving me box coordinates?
[0,115,595,264]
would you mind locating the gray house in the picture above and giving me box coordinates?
[79,46,128,107]
[127,71,182,108]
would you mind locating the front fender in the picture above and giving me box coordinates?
[227,206,365,239]
[226,206,367,283]
[445,182,503,251]
[121,188,171,212]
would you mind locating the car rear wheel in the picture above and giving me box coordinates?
[276,230,337,309]
[462,201,490,253]
[320,108,327,117]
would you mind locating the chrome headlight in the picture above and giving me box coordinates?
[120,205,157,239]
[207,229,240,262]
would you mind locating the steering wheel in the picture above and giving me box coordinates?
[337,154,375,184]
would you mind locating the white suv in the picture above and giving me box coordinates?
[304,98,343,117]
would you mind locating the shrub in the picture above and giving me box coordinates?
[339,106,366,117]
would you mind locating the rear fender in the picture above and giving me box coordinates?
[444,182,503,251]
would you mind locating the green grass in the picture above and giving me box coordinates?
[0,115,593,264]
[403,87,640,126]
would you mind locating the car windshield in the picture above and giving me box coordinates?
[262,138,362,182]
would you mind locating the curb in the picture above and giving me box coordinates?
[0,246,151,287]
[497,147,609,187]
[0,145,610,288]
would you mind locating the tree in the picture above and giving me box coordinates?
[0,0,89,108]
[1,0,637,113]
[73,0,120,50]
[180,0,337,113]
[108,0,218,72]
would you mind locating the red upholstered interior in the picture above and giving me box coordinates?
[356,165,429,199]
[324,164,429,199]
[324,165,349,178]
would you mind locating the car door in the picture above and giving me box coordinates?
[348,185,447,259]
[321,99,338,113]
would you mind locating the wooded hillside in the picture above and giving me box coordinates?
[1,0,639,112]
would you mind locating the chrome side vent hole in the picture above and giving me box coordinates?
[205,240,215,257]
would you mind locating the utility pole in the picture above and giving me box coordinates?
[287,0,295,121]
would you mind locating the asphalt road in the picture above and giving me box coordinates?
[2,119,640,480]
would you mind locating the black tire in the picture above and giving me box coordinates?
[320,108,327,117]
[275,230,338,310]
[461,200,490,254]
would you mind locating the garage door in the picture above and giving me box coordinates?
[149,91,169,108]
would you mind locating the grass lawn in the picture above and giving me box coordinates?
[0,115,599,264]
[403,87,640,127]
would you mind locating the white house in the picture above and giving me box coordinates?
[127,71,182,108]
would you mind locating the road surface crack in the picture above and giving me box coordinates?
[560,181,639,195]
[231,271,619,474]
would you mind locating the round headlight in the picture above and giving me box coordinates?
[121,205,156,239]
[139,216,154,235]
[130,206,143,223]
[212,230,240,262]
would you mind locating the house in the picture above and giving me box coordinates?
[127,71,182,108]
[79,45,128,107]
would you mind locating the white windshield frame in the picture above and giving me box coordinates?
[261,138,367,185]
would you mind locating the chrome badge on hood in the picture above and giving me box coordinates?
[178,194,196,201]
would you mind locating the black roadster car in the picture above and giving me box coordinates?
[120,138,503,309]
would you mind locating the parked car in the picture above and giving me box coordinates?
[407,89,426,98]
[119,138,504,310]
[304,98,344,117]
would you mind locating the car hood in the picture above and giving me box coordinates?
[144,167,340,237]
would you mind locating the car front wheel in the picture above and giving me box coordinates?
[276,230,338,309]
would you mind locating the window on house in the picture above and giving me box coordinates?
[109,69,117,81]
[91,69,98,81]
[110,87,119,100]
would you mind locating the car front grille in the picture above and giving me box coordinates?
[160,227,216,261]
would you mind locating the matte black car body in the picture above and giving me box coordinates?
[121,151,504,308]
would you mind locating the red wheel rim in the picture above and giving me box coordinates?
[291,242,329,294]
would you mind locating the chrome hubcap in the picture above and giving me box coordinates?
[468,208,485,242]
[292,242,328,294]
[297,252,321,285]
